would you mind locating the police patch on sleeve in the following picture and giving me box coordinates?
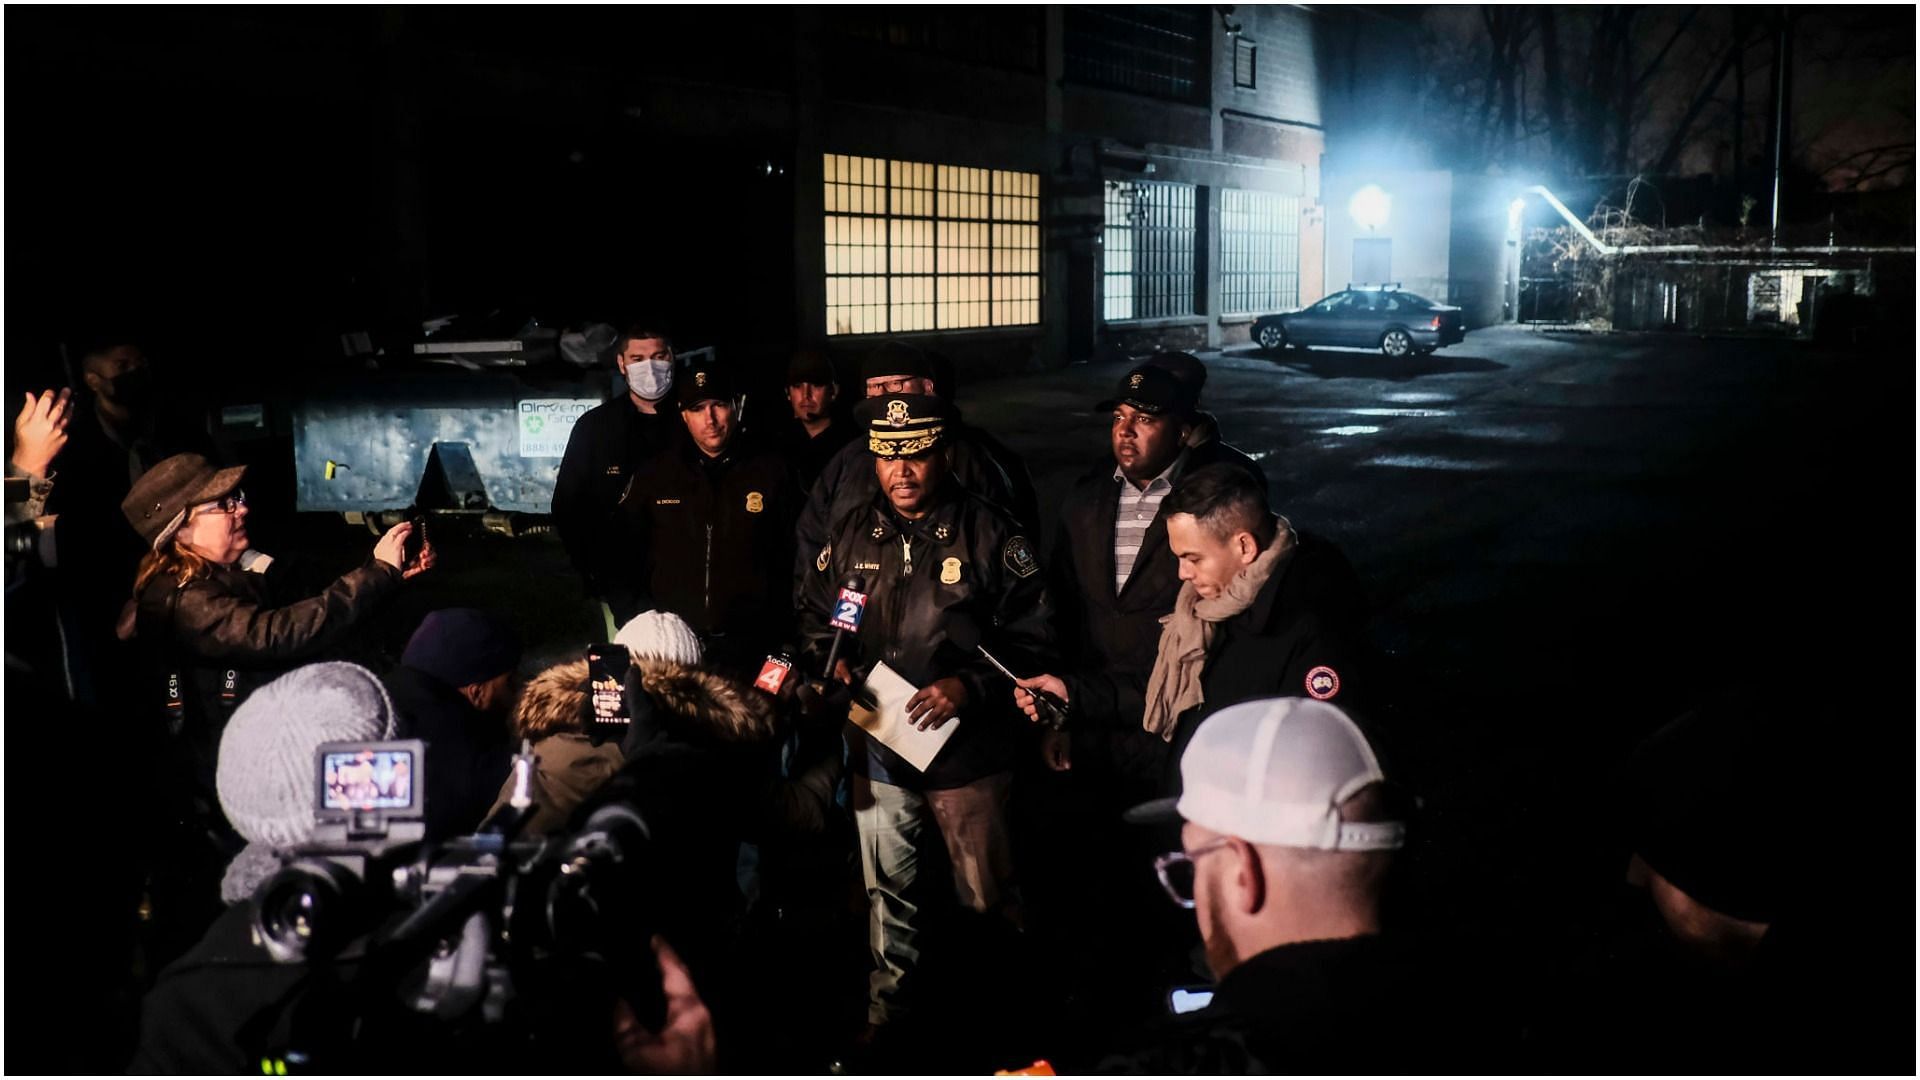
[815,543,831,573]
[1305,665,1341,700]
[1003,536,1038,578]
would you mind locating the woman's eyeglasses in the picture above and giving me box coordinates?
[192,490,248,516]
[1151,838,1233,909]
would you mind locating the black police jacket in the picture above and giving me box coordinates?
[550,396,679,607]
[800,490,1056,789]
[790,416,1035,605]
[617,440,800,666]
[1046,443,1267,795]
[1165,530,1370,788]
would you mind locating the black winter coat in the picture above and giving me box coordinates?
[800,490,1057,788]
[777,415,856,494]
[1046,443,1268,794]
[791,417,1036,603]
[1094,936,1456,1074]
[550,396,678,613]
[616,440,800,669]
[1166,530,1369,786]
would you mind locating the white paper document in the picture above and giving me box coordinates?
[848,661,960,772]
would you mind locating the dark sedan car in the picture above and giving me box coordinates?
[1252,287,1466,357]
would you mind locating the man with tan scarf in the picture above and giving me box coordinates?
[1141,463,1370,790]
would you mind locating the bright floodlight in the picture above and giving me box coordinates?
[1349,184,1390,231]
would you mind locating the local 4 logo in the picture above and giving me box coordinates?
[755,656,794,694]
[831,587,869,632]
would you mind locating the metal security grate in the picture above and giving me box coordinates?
[1103,179,1196,321]
[1220,188,1301,315]
[825,153,1040,336]
[1064,6,1208,104]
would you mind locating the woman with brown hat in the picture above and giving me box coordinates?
[121,452,435,960]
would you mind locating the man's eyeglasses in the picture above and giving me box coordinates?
[1152,838,1234,909]
[191,490,247,516]
[866,377,921,393]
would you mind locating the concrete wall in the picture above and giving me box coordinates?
[1448,175,1522,328]
[1324,170,1454,304]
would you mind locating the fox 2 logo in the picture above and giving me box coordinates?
[830,588,869,632]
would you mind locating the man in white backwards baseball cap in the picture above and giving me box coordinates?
[1104,695,1440,1073]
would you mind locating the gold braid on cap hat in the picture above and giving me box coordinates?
[868,426,944,457]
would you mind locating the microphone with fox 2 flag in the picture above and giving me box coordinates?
[823,575,867,677]
[797,575,866,716]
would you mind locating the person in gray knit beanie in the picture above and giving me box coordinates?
[214,661,399,904]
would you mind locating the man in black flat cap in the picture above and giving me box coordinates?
[618,357,801,676]
[798,392,1056,1055]
[790,340,1036,601]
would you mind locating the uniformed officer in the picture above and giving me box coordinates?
[799,393,1055,1042]
[618,358,800,676]
[552,324,682,628]
[791,340,1037,600]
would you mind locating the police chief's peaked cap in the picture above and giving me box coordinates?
[855,393,952,458]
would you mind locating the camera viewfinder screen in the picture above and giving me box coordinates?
[322,749,415,810]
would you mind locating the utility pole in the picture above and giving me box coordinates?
[1769,6,1791,245]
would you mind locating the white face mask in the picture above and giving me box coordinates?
[625,359,674,401]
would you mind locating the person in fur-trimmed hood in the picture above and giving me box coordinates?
[487,608,843,843]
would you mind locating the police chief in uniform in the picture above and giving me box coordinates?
[617,359,800,676]
[791,341,1036,600]
[799,393,1056,1039]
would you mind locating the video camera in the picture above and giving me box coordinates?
[251,738,665,1068]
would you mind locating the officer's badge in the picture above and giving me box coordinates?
[1129,372,1144,389]
[934,523,951,542]
[940,557,962,585]
[1305,666,1341,701]
[816,543,831,573]
[745,491,764,513]
[886,399,911,428]
[1003,536,1038,578]
[694,371,709,388]
[871,526,886,540]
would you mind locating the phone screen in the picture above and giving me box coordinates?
[1168,988,1214,1015]
[587,646,632,737]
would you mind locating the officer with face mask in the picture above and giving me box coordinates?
[552,324,683,628]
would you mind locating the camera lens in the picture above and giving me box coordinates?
[255,859,361,963]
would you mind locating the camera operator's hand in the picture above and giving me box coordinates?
[1040,728,1072,772]
[11,388,72,479]
[373,521,436,579]
[1013,673,1069,724]
[612,936,716,1075]
[907,676,967,731]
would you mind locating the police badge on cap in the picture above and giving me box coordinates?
[855,393,951,458]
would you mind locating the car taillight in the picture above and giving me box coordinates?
[1428,316,1443,330]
